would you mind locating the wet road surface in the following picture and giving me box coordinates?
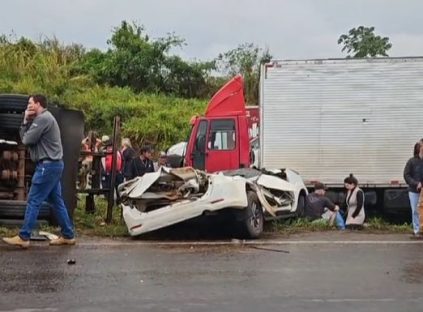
[0,233,422,312]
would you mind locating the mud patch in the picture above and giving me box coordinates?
[402,263,423,284]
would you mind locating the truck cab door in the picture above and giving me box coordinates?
[205,118,240,172]
[191,119,208,170]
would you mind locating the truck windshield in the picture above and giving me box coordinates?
[208,119,236,150]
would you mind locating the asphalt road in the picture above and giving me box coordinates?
[0,233,422,312]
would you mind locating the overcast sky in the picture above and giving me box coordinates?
[1,0,422,61]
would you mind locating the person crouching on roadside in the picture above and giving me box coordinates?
[305,182,345,230]
[403,141,423,239]
[342,174,365,230]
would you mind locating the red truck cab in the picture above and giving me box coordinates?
[185,76,252,172]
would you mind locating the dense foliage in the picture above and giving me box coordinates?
[0,21,271,149]
[216,43,271,105]
[0,33,206,150]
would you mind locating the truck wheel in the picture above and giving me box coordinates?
[238,191,264,239]
[0,201,51,219]
[0,113,24,130]
[0,94,28,112]
[296,194,306,217]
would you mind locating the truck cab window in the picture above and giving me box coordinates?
[194,120,208,152]
[208,119,236,151]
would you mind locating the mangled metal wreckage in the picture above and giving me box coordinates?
[119,167,307,238]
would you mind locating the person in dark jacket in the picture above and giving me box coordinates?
[403,141,423,238]
[121,138,136,181]
[305,182,345,230]
[128,146,155,180]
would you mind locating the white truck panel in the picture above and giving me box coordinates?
[260,58,423,186]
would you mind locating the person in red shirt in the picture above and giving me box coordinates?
[101,137,123,195]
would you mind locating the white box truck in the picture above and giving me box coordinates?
[259,57,423,214]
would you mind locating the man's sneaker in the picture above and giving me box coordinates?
[409,233,423,240]
[49,237,76,246]
[2,235,30,248]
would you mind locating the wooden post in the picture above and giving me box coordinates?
[85,194,95,214]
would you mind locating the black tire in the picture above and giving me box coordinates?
[0,218,49,227]
[238,191,264,239]
[0,113,24,130]
[296,193,306,217]
[0,200,51,219]
[0,94,28,112]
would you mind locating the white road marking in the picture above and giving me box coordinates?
[304,297,423,303]
[0,309,58,312]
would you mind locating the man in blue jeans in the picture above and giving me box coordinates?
[403,141,423,239]
[2,95,75,248]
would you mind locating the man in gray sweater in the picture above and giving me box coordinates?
[2,95,75,248]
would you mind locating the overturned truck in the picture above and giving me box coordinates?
[119,167,307,238]
[0,94,84,225]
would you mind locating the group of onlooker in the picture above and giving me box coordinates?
[305,139,423,238]
[304,174,364,231]
[79,133,169,191]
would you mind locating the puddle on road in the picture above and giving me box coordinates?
[402,263,423,284]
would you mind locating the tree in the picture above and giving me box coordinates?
[216,43,271,105]
[338,26,392,58]
[77,21,216,98]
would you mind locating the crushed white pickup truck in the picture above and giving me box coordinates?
[119,167,307,238]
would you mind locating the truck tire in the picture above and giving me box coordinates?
[238,191,264,239]
[0,201,51,219]
[296,194,306,217]
[0,94,28,112]
[0,113,24,130]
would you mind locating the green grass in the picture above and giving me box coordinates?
[266,216,411,235]
[0,209,412,239]
[364,217,411,233]
[72,196,128,237]
[0,196,129,239]
[267,217,334,235]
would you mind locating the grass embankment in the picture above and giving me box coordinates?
[0,37,208,151]
[267,217,411,235]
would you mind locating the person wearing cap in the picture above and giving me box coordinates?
[305,182,345,230]
[128,146,155,179]
[154,151,168,171]
[100,135,110,152]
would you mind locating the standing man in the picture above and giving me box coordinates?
[305,182,345,230]
[404,141,423,238]
[128,146,155,179]
[2,95,75,248]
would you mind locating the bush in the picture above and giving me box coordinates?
[0,34,207,151]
